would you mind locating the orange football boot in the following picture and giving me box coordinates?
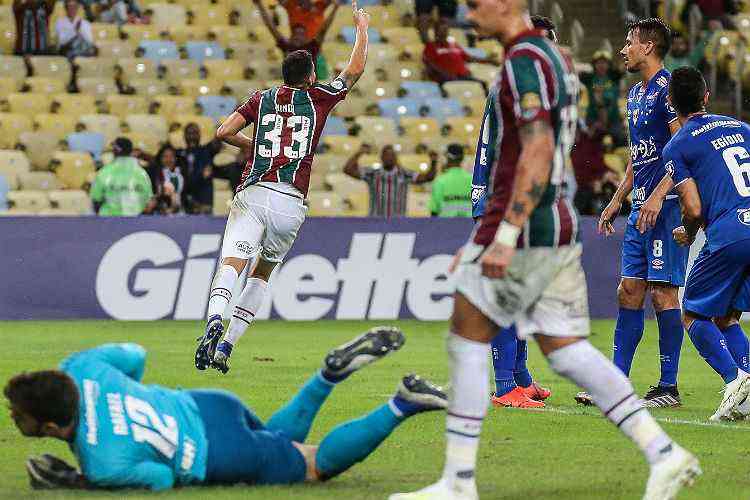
[491,387,545,408]
[520,382,551,401]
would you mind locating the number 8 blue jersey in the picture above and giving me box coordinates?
[664,113,750,252]
[60,344,208,490]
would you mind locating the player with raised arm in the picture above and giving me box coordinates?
[7,328,448,491]
[657,67,750,421]
[390,2,699,499]
[579,19,688,409]
[195,1,370,374]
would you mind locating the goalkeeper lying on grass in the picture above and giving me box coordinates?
[6,328,446,491]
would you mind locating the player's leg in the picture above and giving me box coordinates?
[715,310,750,373]
[515,339,552,401]
[490,326,544,408]
[265,326,405,442]
[614,225,648,376]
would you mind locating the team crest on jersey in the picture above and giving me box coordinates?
[656,76,669,88]
[738,209,750,225]
[331,79,344,90]
[631,108,639,124]
[664,160,674,177]
[520,92,542,119]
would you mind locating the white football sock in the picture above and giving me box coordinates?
[443,332,490,484]
[547,340,673,465]
[206,265,239,320]
[223,277,268,346]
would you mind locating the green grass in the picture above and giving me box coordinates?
[0,320,748,500]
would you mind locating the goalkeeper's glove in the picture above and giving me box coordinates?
[26,454,87,490]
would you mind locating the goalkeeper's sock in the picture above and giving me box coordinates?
[223,277,267,346]
[206,265,239,320]
[613,307,645,376]
[720,323,750,372]
[547,340,673,465]
[687,319,739,383]
[266,371,334,443]
[491,327,517,396]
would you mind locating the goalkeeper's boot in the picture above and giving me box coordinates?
[643,443,701,500]
[392,374,448,415]
[322,326,405,382]
[710,369,750,421]
[491,387,545,408]
[520,381,552,401]
[389,478,478,500]
[212,341,232,374]
[195,314,223,371]
[643,385,681,408]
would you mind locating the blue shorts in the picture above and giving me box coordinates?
[683,240,750,317]
[622,200,688,285]
[188,389,307,485]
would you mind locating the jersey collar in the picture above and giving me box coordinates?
[505,28,547,50]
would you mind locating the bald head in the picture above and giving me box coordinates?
[466,0,531,41]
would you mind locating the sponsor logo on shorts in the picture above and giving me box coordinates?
[235,240,253,255]
[652,258,664,270]
[738,208,750,226]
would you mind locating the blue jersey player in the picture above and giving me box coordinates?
[583,18,688,408]
[5,328,447,491]
[468,14,555,409]
[658,67,750,421]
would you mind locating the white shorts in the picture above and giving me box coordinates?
[455,242,590,341]
[220,184,307,263]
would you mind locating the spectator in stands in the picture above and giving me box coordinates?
[682,0,738,27]
[664,33,706,72]
[570,127,621,216]
[415,0,457,43]
[429,143,472,218]
[56,0,95,59]
[90,138,153,216]
[93,0,140,25]
[578,50,626,147]
[343,144,437,217]
[147,144,184,214]
[13,0,55,55]
[178,123,221,214]
[254,0,339,80]
[422,20,497,93]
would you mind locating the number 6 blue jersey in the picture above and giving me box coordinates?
[60,344,208,490]
[664,113,750,252]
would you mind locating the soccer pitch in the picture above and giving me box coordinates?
[0,320,747,500]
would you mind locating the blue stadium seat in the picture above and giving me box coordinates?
[0,174,8,211]
[139,41,179,61]
[197,95,237,120]
[356,0,380,5]
[463,48,487,59]
[377,98,423,120]
[185,41,225,63]
[322,116,348,136]
[340,27,381,44]
[423,98,465,121]
[67,132,106,161]
[400,81,442,99]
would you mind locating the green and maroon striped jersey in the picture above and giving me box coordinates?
[474,29,579,248]
[235,77,348,197]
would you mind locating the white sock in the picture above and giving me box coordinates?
[206,265,239,320]
[443,332,490,484]
[547,340,673,465]
[223,277,268,346]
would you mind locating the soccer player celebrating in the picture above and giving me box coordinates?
[390,2,700,499]
[6,328,448,491]
[654,67,750,421]
[584,18,688,408]
[195,1,370,373]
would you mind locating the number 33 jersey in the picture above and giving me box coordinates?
[60,344,208,490]
[665,113,750,252]
[235,79,348,197]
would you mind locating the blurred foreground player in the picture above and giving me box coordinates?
[195,1,370,374]
[390,2,700,499]
[6,328,447,491]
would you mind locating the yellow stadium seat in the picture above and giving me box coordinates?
[0,113,33,148]
[48,189,91,214]
[129,78,169,97]
[28,56,71,80]
[33,113,78,141]
[447,29,469,46]
[306,191,343,216]
[149,2,187,27]
[116,58,159,82]
[324,42,355,69]
[188,4,229,26]
[152,95,197,119]
[74,56,116,79]
[105,95,149,118]
[406,189,430,217]
[463,98,486,117]
[467,63,499,84]
[393,62,423,81]
[398,154,432,174]
[78,114,121,143]
[212,188,232,216]
[367,5,401,29]
[368,43,401,68]
[160,59,201,85]
[121,24,163,44]
[24,76,66,94]
[170,25,210,44]
[212,177,231,192]
[604,153,626,177]
[314,154,348,173]
[179,79,222,98]
[77,77,118,97]
[124,132,163,155]
[225,42,273,67]
[170,114,216,143]
[6,93,52,115]
[475,40,503,59]
[90,22,120,42]
[203,59,245,81]
[0,76,18,97]
[124,114,168,140]
[224,79,264,100]
[355,116,398,137]
[322,136,362,155]
[443,116,481,142]
[400,117,440,142]
[0,23,16,53]
[390,136,419,154]
[96,40,135,59]
[19,171,60,190]
[308,168,328,191]
[51,151,96,189]
[209,26,250,45]
[7,190,50,212]
[443,81,486,103]
[0,5,11,23]
[0,149,31,178]
[18,131,60,170]
[51,93,97,115]
[382,27,422,46]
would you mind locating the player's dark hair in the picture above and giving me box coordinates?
[628,18,671,59]
[531,15,557,42]
[4,371,79,427]
[282,50,314,86]
[669,66,707,116]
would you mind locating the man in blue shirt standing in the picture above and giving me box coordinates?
[5,327,447,491]
[657,66,750,421]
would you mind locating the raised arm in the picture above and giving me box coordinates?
[414,150,439,184]
[315,2,340,44]
[252,0,286,44]
[336,0,369,89]
[343,147,365,179]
